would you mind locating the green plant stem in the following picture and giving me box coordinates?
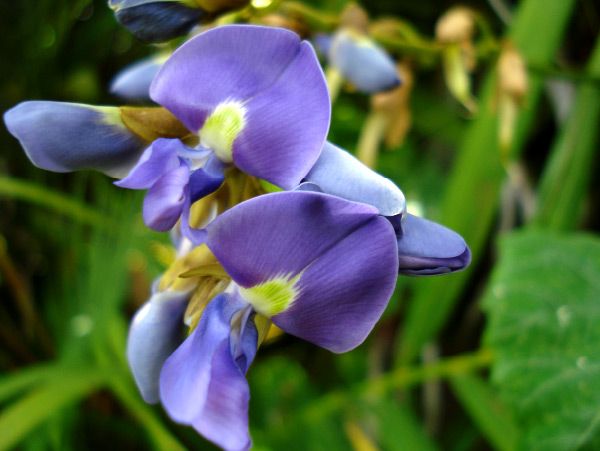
[302,349,493,423]
[0,176,113,229]
[278,1,338,30]
[325,66,344,104]
[395,0,576,366]
[532,34,600,230]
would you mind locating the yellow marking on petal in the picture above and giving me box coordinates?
[199,101,247,163]
[239,273,302,317]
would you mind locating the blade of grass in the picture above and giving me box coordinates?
[450,374,520,451]
[0,176,113,229]
[0,368,106,450]
[532,34,600,230]
[396,0,577,364]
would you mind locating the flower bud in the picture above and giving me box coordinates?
[329,29,400,94]
[111,54,169,102]
[109,0,205,42]
[435,6,475,44]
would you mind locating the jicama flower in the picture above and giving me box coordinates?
[128,190,399,450]
[4,25,331,236]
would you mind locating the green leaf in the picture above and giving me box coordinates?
[450,374,520,451]
[483,231,600,450]
[0,368,106,450]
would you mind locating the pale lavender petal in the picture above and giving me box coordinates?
[110,55,165,101]
[396,214,471,275]
[207,191,398,353]
[151,25,304,132]
[3,101,144,177]
[329,30,400,93]
[160,294,254,451]
[305,142,406,216]
[115,138,181,189]
[143,161,190,231]
[127,287,190,404]
[232,41,330,189]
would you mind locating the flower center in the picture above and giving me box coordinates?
[199,101,247,163]
[238,273,302,317]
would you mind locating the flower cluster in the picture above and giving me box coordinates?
[4,23,469,451]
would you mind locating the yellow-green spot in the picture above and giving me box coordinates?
[239,273,302,317]
[200,101,247,163]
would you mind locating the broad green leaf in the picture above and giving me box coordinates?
[483,231,600,450]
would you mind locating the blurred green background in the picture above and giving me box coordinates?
[1,0,599,450]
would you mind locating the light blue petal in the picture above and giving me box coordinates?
[126,287,190,403]
[329,29,400,93]
[110,55,166,101]
[4,101,145,177]
[304,141,406,216]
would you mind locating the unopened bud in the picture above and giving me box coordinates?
[435,7,475,44]
[340,2,369,33]
[498,43,528,102]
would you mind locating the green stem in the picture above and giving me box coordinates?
[356,111,388,168]
[302,349,493,422]
[0,176,113,229]
[325,66,344,104]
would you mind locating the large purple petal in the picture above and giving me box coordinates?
[304,142,406,216]
[115,138,181,189]
[207,191,398,353]
[3,101,144,177]
[151,25,304,132]
[127,287,190,404]
[396,214,471,275]
[207,191,380,287]
[232,41,330,189]
[160,293,255,451]
[143,161,190,231]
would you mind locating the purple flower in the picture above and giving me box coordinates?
[127,190,399,450]
[116,24,330,235]
[110,54,167,102]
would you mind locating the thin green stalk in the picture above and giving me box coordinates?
[532,34,600,230]
[302,349,493,423]
[0,176,112,229]
[396,0,576,365]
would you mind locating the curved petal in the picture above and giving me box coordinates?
[110,55,166,101]
[207,191,398,353]
[305,142,406,216]
[127,287,190,404]
[150,25,322,131]
[329,30,400,93]
[232,41,330,189]
[180,158,225,244]
[160,294,255,451]
[3,101,144,177]
[112,1,204,43]
[396,214,471,275]
[115,138,181,189]
[143,161,190,231]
